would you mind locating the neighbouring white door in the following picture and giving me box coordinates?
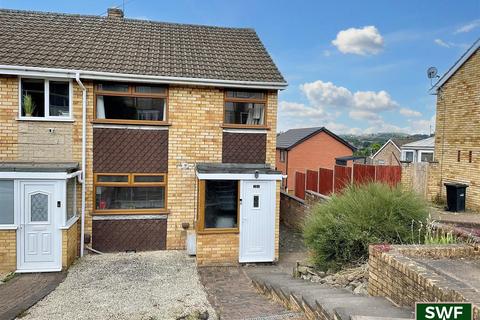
[18,181,61,272]
[239,180,275,263]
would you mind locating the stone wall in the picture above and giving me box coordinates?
[369,244,479,319]
[433,48,480,211]
[280,190,329,231]
[0,230,16,274]
[62,221,78,269]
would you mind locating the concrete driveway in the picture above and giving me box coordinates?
[22,251,216,320]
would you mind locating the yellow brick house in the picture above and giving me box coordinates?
[0,8,286,273]
[429,38,480,211]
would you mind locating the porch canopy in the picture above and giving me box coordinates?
[196,163,282,180]
[0,162,79,179]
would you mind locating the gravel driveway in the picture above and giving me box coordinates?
[22,251,216,320]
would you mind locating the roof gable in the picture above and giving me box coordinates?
[276,127,356,151]
[0,9,286,85]
[430,38,480,93]
[372,139,400,159]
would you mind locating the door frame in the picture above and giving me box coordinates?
[239,180,276,263]
[16,180,62,273]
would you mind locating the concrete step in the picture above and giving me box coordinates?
[247,270,414,320]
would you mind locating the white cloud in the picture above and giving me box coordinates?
[434,38,450,48]
[300,80,399,112]
[349,110,382,122]
[455,19,480,34]
[399,107,422,117]
[279,101,328,119]
[324,122,362,135]
[332,26,384,55]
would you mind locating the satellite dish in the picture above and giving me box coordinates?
[427,67,438,79]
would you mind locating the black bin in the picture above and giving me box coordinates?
[444,182,468,212]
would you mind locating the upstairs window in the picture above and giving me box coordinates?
[280,150,286,162]
[20,78,71,119]
[224,90,266,126]
[95,83,167,124]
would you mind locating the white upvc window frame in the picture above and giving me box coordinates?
[18,76,74,121]
[63,177,78,227]
[419,150,434,163]
[402,149,416,162]
[0,179,18,230]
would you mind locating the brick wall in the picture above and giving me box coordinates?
[369,244,479,319]
[280,190,329,231]
[62,221,78,269]
[196,233,239,266]
[0,76,18,160]
[433,49,480,211]
[0,230,16,274]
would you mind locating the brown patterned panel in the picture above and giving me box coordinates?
[93,128,168,172]
[222,132,266,164]
[92,218,167,252]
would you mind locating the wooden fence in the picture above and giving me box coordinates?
[294,163,401,199]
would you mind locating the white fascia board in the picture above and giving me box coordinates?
[196,172,283,181]
[0,172,69,179]
[429,38,480,94]
[0,65,288,90]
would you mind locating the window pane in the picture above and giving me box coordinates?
[66,178,76,221]
[134,175,165,183]
[31,193,49,222]
[0,181,14,224]
[405,152,414,162]
[21,78,45,117]
[421,153,433,162]
[135,85,166,95]
[224,102,264,125]
[205,180,238,229]
[97,83,129,92]
[226,91,265,100]
[95,186,165,210]
[97,175,129,183]
[49,81,70,117]
[97,96,165,121]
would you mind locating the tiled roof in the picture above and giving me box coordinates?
[0,9,286,84]
[391,137,421,148]
[276,127,356,151]
[401,136,435,149]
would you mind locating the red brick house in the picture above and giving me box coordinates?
[275,127,355,192]
[0,8,286,273]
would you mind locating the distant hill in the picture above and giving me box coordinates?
[341,132,431,157]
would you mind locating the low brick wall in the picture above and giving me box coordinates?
[0,230,16,274]
[62,220,78,269]
[196,233,239,266]
[280,190,329,231]
[369,244,479,319]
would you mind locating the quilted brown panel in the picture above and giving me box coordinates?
[222,132,266,164]
[93,128,168,172]
[92,218,167,252]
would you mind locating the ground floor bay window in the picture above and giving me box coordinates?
[94,173,167,214]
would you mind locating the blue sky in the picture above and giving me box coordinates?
[1,0,479,135]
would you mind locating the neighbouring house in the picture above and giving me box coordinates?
[400,137,435,163]
[0,8,287,274]
[371,138,420,165]
[428,38,480,210]
[275,127,356,192]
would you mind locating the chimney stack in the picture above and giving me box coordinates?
[107,7,124,19]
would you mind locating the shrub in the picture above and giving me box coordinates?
[303,182,428,271]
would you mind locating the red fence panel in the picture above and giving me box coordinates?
[334,165,352,193]
[375,165,401,186]
[306,170,319,192]
[318,168,334,195]
[353,164,376,185]
[294,171,306,199]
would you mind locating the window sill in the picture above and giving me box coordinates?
[196,228,239,235]
[60,216,79,230]
[92,120,171,126]
[16,117,74,123]
[0,225,17,230]
[221,124,270,130]
[92,209,170,215]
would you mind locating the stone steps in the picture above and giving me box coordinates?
[247,271,414,320]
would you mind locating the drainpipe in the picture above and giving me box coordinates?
[75,73,87,257]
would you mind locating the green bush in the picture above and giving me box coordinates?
[303,182,428,271]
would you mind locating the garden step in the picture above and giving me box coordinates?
[246,270,414,320]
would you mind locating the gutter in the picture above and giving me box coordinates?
[74,73,87,257]
[0,64,288,90]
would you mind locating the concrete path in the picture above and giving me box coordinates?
[431,207,480,228]
[0,272,65,320]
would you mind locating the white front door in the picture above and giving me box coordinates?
[239,180,275,263]
[18,181,61,272]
